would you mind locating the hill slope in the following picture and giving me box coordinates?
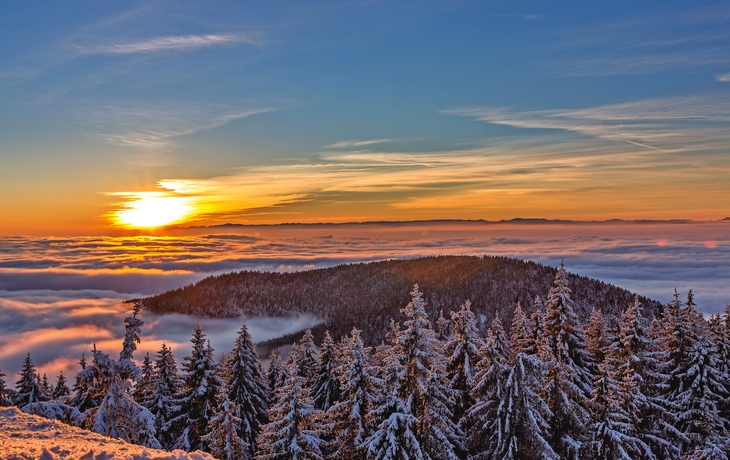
[144,256,662,349]
[0,407,213,460]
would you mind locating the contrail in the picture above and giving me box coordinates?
[625,140,667,152]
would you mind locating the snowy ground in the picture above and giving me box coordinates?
[0,407,214,460]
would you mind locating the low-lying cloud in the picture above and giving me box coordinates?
[0,290,320,384]
[1,221,728,384]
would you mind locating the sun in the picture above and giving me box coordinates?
[113,193,194,228]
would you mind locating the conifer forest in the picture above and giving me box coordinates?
[2,262,730,460]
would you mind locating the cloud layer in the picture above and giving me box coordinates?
[1,221,729,383]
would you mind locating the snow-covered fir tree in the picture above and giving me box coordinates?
[465,315,511,457]
[40,374,52,401]
[203,381,249,460]
[0,368,12,406]
[364,286,459,460]
[539,262,592,459]
[658,291,730,456]
[585,307,609,367]
[53,371,71,400]
[444,300,485,432]
[362,338,423,460]
[225,320,270,459]
[436,309,451,341]
[85,304,160,448]
[584,358,653,459]
[312,331,341,412]
[397,285,458,459]
[509,301,532,362]
[328,328,381,459]
[149,342,184,449]
[256,372,323,460]
[267,352,284,394]
[134,352,155,406]
[480,353,557,460]
[530,295,547,357]
[172,322,223,452]
[14,353,40,407]
[290,328,319,387]
[70,352,97,412]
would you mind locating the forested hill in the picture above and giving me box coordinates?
[144,256,661,348]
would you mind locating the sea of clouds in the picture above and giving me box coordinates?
[1,220,728,382]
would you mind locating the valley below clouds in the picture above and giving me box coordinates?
[1,220,728,380]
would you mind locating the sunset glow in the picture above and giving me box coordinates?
[111,194,195,228]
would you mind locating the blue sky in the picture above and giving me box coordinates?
[1,0,729,232]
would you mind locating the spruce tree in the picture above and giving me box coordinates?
[585,307,609,367]
[312,331,341,412]
[365,285,458,460]
[329,328,380,459]
[0,368,11,406]
[203,382,248,460]
[445,300,485,431]
[134,352,155,406]
[584,358,653,459]
[530,295,547,357]
[172,322,223,452]
[509,301,532,361]
[396,284,458,459]
[481,354,558,460]
[256,373,323,460]
[40,374,52,401]
[149,342,183,450]
[659,291,730,455]
[436,309,451,341]
[291,328,319,387]
[53,371,71,400]
[70,352,97,411]
[465,315,511,457]
[267,352,284,394]
[226,320,270,458]
[540,262,591,459]
[15,353,40,407]
[362,340,422,460]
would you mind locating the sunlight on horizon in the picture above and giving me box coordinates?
[110,193,195,228]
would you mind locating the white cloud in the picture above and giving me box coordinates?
[88,104,276,149]
[717,73,730,82]
[325,139,400,149]
[442,93,730,151]
[78,33,258,55]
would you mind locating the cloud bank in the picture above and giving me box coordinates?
[1,221,728,383]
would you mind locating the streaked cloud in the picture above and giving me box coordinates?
[717,73,730,82]
[442,93,730,151]
[551,3,730,77]
[77,33,259,55]
[325,139,400,149]
[88,104,275,149]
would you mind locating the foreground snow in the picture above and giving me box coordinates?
[0,407,214,460]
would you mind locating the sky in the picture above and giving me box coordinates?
[1,0,729,234]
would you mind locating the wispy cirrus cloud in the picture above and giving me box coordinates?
[717,73,730,82]
[77,33,261,55]
[442,93,730,151]
[325,138,400,149]
[88,103,276,149]
[550,3,730,77]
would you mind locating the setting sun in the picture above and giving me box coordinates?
[112,193,194,228]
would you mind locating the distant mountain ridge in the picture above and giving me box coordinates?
[143,256,662,351]
[174,217,720,230]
